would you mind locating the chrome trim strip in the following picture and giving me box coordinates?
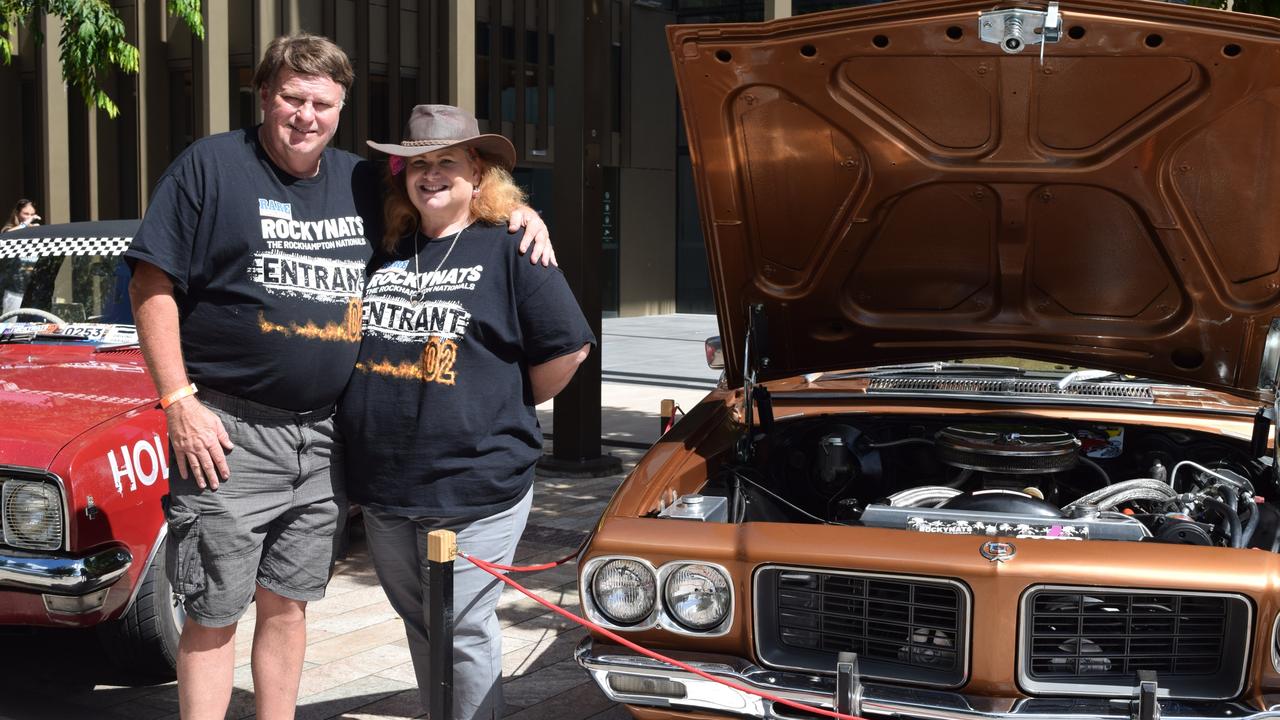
[0,545,132,593]
[0,465,70,552]
[1016,585,1253,701]
[751,564,973,688]
[576,638,1278,720]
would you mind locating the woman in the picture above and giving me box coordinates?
[2,199,40,232]
[339,105,594,720]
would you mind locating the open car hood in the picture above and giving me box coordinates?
[669,0,1280,399]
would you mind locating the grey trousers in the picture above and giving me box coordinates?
[362,488,533,720]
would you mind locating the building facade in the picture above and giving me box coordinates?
[1,0,874,317]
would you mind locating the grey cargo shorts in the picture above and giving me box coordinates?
[163,387,347,628]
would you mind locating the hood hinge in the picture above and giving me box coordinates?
[736,303,772,462]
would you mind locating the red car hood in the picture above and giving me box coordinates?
[0,344,156,470]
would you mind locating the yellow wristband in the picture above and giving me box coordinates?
[159,383,198,409]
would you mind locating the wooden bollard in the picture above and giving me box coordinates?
[427,529,457,720]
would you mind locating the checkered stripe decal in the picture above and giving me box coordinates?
[2,386,151,405]
[0,236,132,260]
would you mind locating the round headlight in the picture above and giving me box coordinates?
[591,558,657,625]
[664,563,731,631]
[3,481,62,548]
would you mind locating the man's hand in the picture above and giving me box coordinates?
[510,205,556,267]
[165,397,234,490]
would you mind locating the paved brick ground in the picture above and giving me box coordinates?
[0,315,719,720]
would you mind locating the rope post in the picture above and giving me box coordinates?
[660,398,675,435]
[427,529,457,720]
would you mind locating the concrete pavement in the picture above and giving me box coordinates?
[0,314,721,720]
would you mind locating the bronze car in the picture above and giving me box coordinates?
[575,2,1280,719]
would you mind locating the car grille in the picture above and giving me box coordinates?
[754,567,969,687]
[1021,587,1252,699]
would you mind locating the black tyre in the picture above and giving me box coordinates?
[97,546,184,681]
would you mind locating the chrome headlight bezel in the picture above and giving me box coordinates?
[583,556,660,630]
[582,555,736,636]
[659,561,734,635]
[1272,610,1280,674]
[1,472,67,551]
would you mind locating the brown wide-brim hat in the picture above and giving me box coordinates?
[366,104,516,170]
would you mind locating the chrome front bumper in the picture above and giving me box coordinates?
[0,546,131,593]
[576,638,1280,720]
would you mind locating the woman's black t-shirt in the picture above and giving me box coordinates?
[338,222,595,518]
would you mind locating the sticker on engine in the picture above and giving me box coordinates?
[906,516,1088,540]
[1076,426,1123,458]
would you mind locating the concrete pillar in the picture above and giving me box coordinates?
[546,0,618,473]
[200,0,231,135]
[765,0,792,20]
[86,109,99,219]
[447,0,475,111]
[142,0,172,201]
[39,14,69,225]
[254,0,281,118]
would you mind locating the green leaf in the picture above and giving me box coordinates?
[0,0,202,118]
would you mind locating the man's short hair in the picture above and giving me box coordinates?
[253,33,355,98]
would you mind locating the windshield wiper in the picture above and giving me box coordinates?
[813,362,1033,382]
[1056,369,1120,388]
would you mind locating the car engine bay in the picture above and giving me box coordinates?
[684,415,1280,551]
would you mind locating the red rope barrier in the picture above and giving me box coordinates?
[460,551,867,720]
[476,546,580,573]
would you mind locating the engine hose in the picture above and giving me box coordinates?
[1090,488,1185,510]
[1222,485,1261,548]
[1203,497,1243,548]
[1065,478,1176,510]
[1242,498,1261,548]
[1078,456,1111,487]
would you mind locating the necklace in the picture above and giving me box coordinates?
[412,221,470,282]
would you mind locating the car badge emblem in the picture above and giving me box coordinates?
[980,541,1016,563]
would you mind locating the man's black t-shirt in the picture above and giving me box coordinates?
[338,222,595,518]
[125,127,381,410]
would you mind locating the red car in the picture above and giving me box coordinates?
[0,219,181,678]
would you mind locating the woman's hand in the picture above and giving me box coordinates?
[510,206,556,267]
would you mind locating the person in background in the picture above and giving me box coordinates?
[339,104,594,720]
[2,199,40,232]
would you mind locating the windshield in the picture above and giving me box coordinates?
[1,253,133,325]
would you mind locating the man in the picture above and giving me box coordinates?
[127,33,551,720]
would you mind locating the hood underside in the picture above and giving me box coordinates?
[669,0,1280,398]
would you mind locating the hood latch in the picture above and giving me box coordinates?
[979,2,1062,64]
